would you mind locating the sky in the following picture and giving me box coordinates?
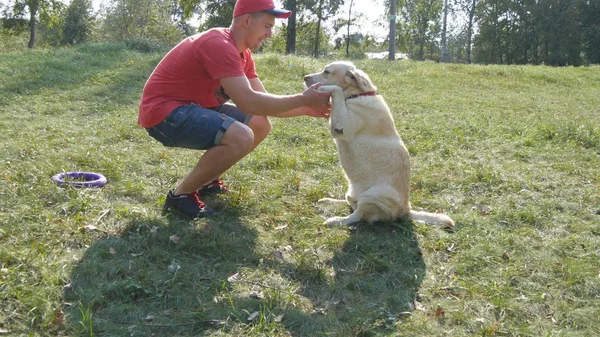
[338,0,388,39]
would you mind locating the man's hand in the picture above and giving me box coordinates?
[302,82,332,109]
[303,104,331,119]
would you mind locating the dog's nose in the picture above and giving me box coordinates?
[303,75,310,81]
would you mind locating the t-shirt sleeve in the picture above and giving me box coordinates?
[199,37,246,80]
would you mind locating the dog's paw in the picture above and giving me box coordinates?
[323,216,350,226]
[317,85,343,94]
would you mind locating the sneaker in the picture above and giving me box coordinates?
[199,179,230,195]
[162,190,215,219]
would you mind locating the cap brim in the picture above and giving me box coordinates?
[264,8,292,19]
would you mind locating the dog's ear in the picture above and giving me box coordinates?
[345,69,377,92]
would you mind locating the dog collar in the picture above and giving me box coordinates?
[346,91,377,100]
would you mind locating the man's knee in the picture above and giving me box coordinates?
[221,122,254,154]
[249,116,272,140]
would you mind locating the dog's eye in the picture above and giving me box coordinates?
[323,70,330,75]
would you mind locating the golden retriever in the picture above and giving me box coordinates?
[304,61,454,228]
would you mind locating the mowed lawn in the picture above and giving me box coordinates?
[0,44,599,336]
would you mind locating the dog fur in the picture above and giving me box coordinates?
[304,61,454,227]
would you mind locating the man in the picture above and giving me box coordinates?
[138,0,331,218]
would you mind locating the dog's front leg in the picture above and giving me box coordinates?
[318,85,362,139]
[324,209,363,226]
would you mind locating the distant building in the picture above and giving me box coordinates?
[366,52,410,60]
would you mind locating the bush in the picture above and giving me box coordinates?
[0,30,29,53]
[124,37,171,53]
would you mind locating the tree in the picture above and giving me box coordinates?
[464,0,477,63]
[414,0,442,60]
[473,0,583,66]
[196,0,236,31]
[100,0,184,44]
[392,0,443,60]
[284,0,297,53]
[305,0,343,57]
[440,0,448,62]
[474,0,507,64]
[1,1,29,35]
[580,0,600,63]
[169,0,194,36]
[331,0,367,57]
[1,0,62,48]
[345,0,353,57]
[63,0,92,45]
[26,0,38,47]
[452,0,478,63]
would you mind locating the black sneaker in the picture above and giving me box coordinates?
[199,179,230,195]
[162,190,215,219]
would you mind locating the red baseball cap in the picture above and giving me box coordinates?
[233,0,292,19]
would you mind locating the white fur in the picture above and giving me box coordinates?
[304,61,454,228]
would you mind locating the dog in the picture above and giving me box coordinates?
[304,61,454,228]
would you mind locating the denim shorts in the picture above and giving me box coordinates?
[146,103,252,150]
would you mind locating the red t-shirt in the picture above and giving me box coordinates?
[137,28,258,128]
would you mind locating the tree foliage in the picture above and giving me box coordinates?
[63,0,92,45]
[1,0,599,64]
[1,0,64,48]
[196,0,236,31]
[304,0,343,56]
[99,0,184,44]
[473,0,593,65]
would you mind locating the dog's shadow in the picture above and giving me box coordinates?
[282,218,426,336]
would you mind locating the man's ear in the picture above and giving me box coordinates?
[345,69,377,92]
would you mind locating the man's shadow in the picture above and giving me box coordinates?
[281,218,426,336]
[64,206,263,336]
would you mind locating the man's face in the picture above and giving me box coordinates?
[245,13,275,52]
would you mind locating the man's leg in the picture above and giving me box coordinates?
[175,121,254,195]
[247,115,272,150]
[200,106,273,191]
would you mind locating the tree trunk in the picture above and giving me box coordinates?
[418,0,433,60]
[285,0,297,54]
[27,0,39,49]
[346,0,353,57]
[313,0,324,57]
[389,0,396,60]
[466,0,476,64]
[441,0,449,62]
[314,18,321,57]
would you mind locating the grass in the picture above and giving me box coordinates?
[0,44,599,336]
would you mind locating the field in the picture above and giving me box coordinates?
[0,44,599,336]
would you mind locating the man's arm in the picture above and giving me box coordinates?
[220,76,330,116]
[247,77,330,118]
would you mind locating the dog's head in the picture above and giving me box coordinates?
[304,61,377,99]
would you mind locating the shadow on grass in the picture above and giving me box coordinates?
[64,212,424,336]
[64,210,261,336]
[282,219,425,336]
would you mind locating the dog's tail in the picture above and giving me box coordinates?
[410,210,454,229]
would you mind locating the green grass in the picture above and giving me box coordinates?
[1,45,599,336]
